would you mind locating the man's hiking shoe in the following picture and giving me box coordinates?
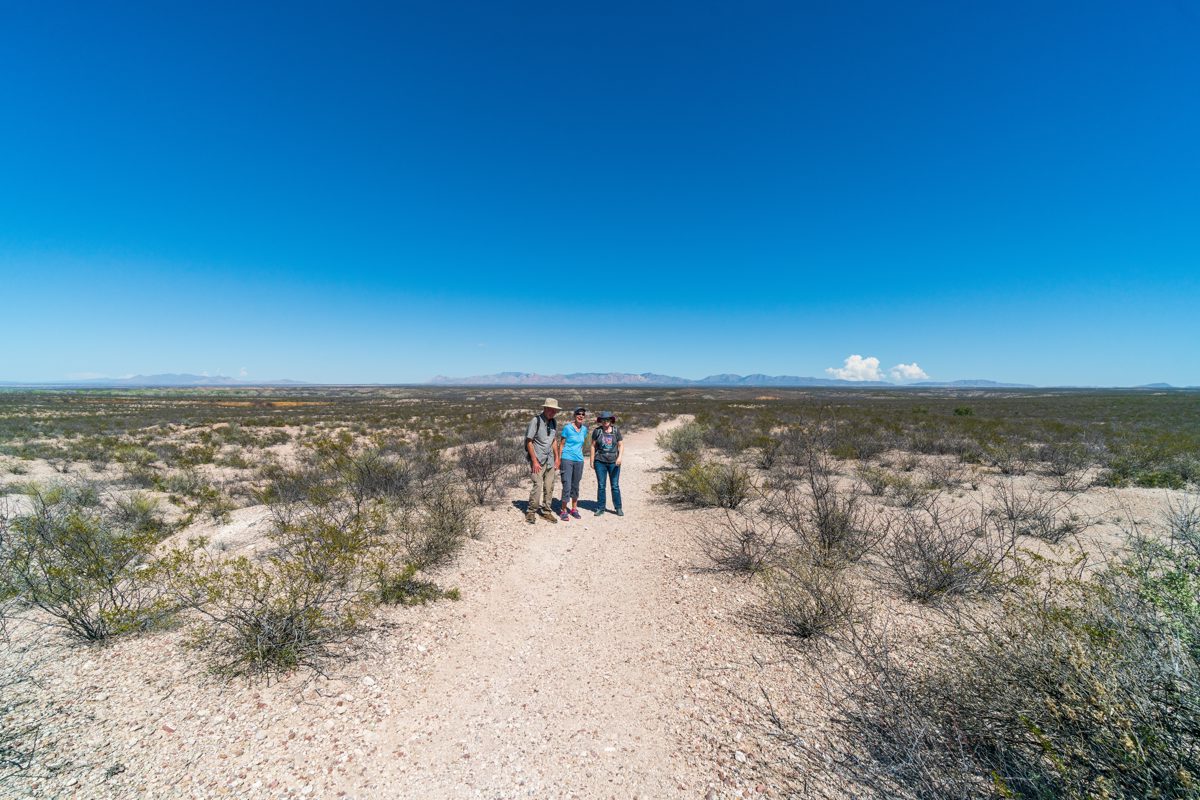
[540,509,558,523]
[594,508,605,516]
[569,508,581,519]
[615,508,625,517]
[525,511,536,524]
[559,510,570,522]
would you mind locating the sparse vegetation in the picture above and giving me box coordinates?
[0,483,176,640]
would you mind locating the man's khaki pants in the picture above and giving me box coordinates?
[529,461,558,513]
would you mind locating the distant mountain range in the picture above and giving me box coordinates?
[429,372,1039,388]
[0,373,309,388]
[1,373,1192,389]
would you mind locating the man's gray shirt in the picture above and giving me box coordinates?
[525,413,558,466]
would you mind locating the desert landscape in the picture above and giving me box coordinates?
[1,386,1197,799]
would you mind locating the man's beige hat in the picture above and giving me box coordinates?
[542,398,562,410]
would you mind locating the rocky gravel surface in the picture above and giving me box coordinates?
[4,420,803,799]
[3,419,1187,799]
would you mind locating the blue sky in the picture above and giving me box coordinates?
[1,1,1197,385]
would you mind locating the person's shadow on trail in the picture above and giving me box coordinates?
[510,499,602,514]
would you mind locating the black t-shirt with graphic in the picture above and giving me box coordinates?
[591,425,622,464]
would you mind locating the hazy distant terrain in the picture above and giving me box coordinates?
[429,370,1039,388]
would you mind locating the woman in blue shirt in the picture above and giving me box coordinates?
[556,407,589,520]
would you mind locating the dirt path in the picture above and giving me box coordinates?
[7,419,784,800]
[364,419,703,797]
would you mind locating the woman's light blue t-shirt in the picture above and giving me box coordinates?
[560,423,588,462]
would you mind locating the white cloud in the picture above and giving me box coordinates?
[827,355,931,383]
[239,367,248,377]
[888,362,929,382]
[826,354,883,382]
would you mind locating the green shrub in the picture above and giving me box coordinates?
[814,509,1200,799]
[654,461,750,509]
[657,421,707,469]
[374,562,460,605]
[164,546,370,679]
[0,483,175,640]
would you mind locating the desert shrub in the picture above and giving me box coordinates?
[374,562,460,606]
[1038,439,1094,492]
[1164,492,1200,542]
[757,557,856,643]
[856,465,891,496]
[654,461,750,509]
[703,420,753,455]
[1100,448,1200,490]
[819,536,1200,800]
[695,504,786,574]
[886,473,933,509]
[988,480,1090,544]
[396,484,479,569]
[883,506,1014,603]
[122,463,161,489]
[982,441,1036,476]
[657,421,707,469]
[0,483,175,640]
[111,492,169,537]
[164,546,370,679]
[764,469,889,567]
[923,458,961,490]
[753,434,783,471]
[457,438,510,505]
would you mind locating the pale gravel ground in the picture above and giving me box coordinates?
[4,420,800,800]
[3,424,1190,800]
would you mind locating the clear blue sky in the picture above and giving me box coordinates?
[1,1,1197,385]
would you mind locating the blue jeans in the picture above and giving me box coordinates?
[594,461,622,510]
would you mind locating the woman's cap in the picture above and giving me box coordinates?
[573,407,587,415]
[597,410,615,420]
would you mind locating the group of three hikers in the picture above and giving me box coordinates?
[524,398,624,524]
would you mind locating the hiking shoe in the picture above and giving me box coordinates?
[615,508,624,517]
[540,509,558,523]
[525,511,536,524]
[559,510,570,522]
[594,508,605,516]
[569,508,581,519]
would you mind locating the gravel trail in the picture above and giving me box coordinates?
[6,419,782,799]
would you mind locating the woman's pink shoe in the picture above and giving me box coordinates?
[569,508,581,519]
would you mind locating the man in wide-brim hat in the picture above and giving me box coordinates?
[524,398,562,524]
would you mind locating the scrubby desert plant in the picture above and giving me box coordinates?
[397,484,478,568]
[654,461,751,509]
[812,534,1200,800]
[757,557,856,643]
[983,440,1036,476]
[0,483,175,640]
[456,438,511,505]
[374,562,460,606]
[988,480,1091,544]
[695,504,786,574]
[764,469,890,568]
[883,506,1014,603]
[855,465,891,496]
[164,544,370,679]
[657,421,707,469]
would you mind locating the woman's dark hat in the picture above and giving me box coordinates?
[597,410,616,421]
